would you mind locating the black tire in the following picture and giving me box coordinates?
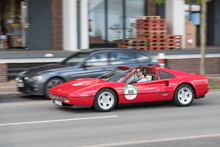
[45,78,64,99]
[173,84,194,106]
[93,88,117,112]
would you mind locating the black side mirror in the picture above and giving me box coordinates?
[129,80,137,84]
[83,62,92,68]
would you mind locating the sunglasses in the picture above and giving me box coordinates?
[136,71,141,73]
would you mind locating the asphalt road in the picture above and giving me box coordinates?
[0,90,220,147]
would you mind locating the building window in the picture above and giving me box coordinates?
[89,0,106,44]
[125,0,145,39]
[107,0,123,43]
[88,0,145,47]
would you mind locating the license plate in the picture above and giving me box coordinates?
[17,83,24,87]
[54,100,62,106]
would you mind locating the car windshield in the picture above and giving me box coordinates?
[60,53,90,66]
[99,67,133,82]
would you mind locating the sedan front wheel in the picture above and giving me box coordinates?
[45,78,64,99]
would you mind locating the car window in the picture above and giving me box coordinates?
[61,53,90,66]
[110,52,136,65]
[99,67,133,82]
[159,70,176,79]
[124,73,135,83]
[86,52,108,66]
[134,53,151,63]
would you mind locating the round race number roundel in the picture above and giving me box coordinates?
[124,84,138,100]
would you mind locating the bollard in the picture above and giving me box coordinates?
[158,53,165,66]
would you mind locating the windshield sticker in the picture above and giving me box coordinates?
[124,84,138,100]
[72,82,84,86]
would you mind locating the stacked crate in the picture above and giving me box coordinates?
[166,35,182,50]
[117,39,148,50]
[117,16,182,50]
[136,16,167,50]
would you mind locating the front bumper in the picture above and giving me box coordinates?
[16,76,45,95]
[53,100,92,109]
[51,96,94,108]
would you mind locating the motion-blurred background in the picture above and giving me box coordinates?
[0,0,219,91]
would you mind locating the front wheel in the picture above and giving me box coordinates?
[93,88,117,112]
[45,78,64,99]
[173,84,194,106]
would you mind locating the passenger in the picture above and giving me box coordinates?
[135,67,147,82]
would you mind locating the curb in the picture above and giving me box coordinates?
[0,92,21,95]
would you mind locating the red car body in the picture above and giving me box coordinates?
[49,65,209,108]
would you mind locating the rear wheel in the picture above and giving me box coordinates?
[93,88,117,112]
[45,78,64,99]
[173,84,194,106]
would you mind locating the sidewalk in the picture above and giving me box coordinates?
[0,81,18,95]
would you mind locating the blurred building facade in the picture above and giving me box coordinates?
[0,0,219,50]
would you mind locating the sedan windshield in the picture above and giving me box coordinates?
[99,67,133,82]
[60,53,90,66]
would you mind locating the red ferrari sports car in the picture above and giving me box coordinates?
[49,65,209,112]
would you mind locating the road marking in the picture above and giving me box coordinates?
[77,133,220,147]
[0,101,51,107]
[0,115,119,126]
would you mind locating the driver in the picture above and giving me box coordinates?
[135,67,147,82]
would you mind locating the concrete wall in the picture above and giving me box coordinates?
[27,0,51,49]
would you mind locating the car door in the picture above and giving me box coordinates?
[121,82,161,103]
[121,72,159,103]
[157,69,177,101]
[121,67,171,103]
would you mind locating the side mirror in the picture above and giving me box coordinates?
[129,80,137,84]
[83,62,92,68]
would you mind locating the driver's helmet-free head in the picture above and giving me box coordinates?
[136,66,145,75]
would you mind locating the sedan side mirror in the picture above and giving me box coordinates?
[129,80,137,84]
[83,62,92,68]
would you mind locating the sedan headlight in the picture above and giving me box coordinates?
[29,76,44,82]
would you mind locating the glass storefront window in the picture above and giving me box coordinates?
[107,0,123,43]
[89,0,145,47]
[89,0,106,44]
[185,3,201,45]
[125,0,145,39]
